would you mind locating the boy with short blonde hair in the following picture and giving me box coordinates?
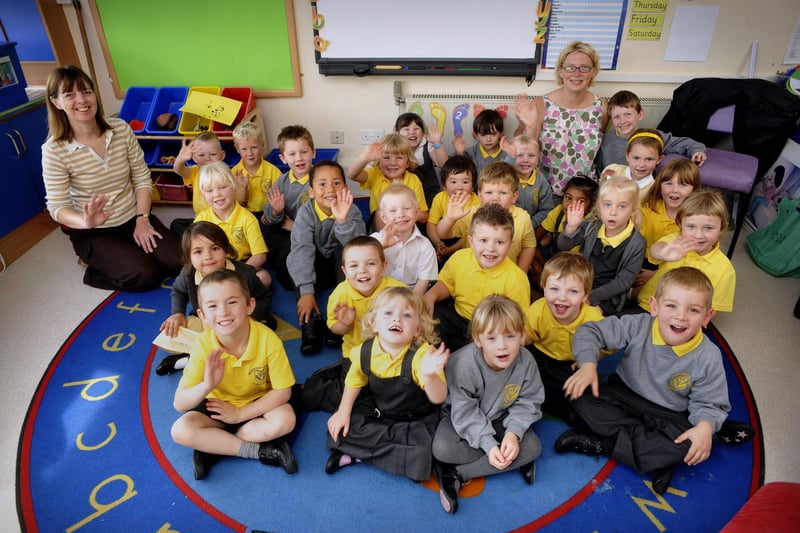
[437,161,537,273]
[371,184,438,295]
[557,266,751,495]
[424,203,531,351]
[637,189,735,313]
[508,135,555,227]
[231,121,282,215]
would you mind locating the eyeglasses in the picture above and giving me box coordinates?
[561,65,594,73]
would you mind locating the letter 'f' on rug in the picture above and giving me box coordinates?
[17,281,763,532]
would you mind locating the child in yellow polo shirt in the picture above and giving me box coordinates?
[426,155,480,264]
[424,203,531,351]
[171,269,297,480]
[637,189,736,313]
[263,125,316,290]
[346,133,429,230]
[524,251,604,424]
[230,121,282,217]
[194,161,270,287]
[437,161,537,274]
[170,131,226,236]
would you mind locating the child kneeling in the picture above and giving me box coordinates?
[432,295,544,514]
[171,270,298,480]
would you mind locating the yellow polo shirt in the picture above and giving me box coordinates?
[524,298,605,361]
[195,202,268,261]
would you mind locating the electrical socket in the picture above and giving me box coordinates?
[360,129,384,145]
[330,130,344,144]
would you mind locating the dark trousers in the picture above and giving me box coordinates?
[66,214,181,291]
[289,248,344,303]
[571,373,693,473]
[433,299,470,352]
[529,347,579,425]
[265,224,293,291]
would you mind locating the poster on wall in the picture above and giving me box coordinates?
[542,0,627,69]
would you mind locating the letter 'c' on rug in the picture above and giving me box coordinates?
[17,283,763,532]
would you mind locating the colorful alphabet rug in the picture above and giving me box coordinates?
[17,281,762,532]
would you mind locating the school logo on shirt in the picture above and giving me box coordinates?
[250,365,268,386]
[503,383,521,406]
[233,227,245,244]
[667,372,692,392]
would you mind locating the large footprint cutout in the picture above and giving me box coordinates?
[429,102,447,136]
[452,103,470,137]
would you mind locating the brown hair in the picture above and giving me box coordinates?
[643,158,702,211]
[343,235,386,263]
[198,269,252,306]
[277,124,315,152]
[46,66,111,142]
[608,90,642,112]
[470,203,514,239]
[541,251,594,296]
[626,128,664,156]
[180,221,236,265]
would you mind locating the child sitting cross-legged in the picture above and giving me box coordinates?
[325,286,449,481]
[171,269,298,480]
[424,203,531,351]
[557,267,753,494]
[432,295,543,514]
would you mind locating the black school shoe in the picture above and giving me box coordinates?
[433,461,463,514]
[156,353,188,376]
[519,461,536,485]
[325,332,344,349]
[650,465,675,494]
[300,313,325,355]
[554,428,606,459]
[193,450,222,480]
[258,439,298,474]
[716,420,756,444]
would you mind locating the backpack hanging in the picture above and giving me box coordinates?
[745,198,800,278]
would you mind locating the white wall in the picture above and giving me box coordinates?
[66,0,800,165]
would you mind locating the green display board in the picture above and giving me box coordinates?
[90,0,301,98]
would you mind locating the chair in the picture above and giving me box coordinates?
[659,104,760,259]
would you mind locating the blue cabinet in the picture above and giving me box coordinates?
[0,99,47,237]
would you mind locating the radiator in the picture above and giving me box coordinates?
[400,92,672,144]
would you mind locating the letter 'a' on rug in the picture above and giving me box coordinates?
[17,281,763,532]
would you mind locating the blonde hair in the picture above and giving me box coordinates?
[379,183,418,211]
[199,160,236,192]
[232,121,266,153]
[556,41,600,87]
[513,134,540,155]
[676,189,729,231]
[594,176,639,217]
[468,294,526,338]
[643,158,701,211]
[655,266,714,310]
[478,161,519,191]
[379,133,418,170]
[194,131,222,150]
[361,286,439,345]
[541,251,594,296]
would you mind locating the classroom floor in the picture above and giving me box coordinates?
[1,209,799,531]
